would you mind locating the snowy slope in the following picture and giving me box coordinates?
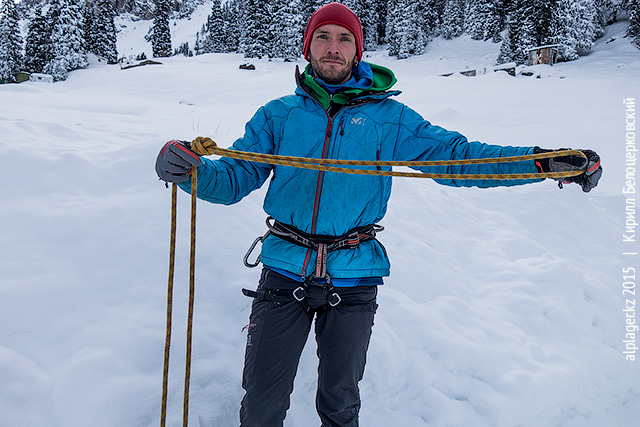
[1,13,640,427]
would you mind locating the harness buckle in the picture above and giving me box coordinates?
[344,230,360,248]
[328,292,341,307]
[293,286,308,302]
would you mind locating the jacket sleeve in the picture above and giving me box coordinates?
[391,104,544,188]
[178,106,275,204]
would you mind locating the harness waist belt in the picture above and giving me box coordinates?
[266,217,383,252]
[244,217,385,283]
[266,217,384,281]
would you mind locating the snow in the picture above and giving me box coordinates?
[1,12,640,427]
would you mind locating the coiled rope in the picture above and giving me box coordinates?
[199,145,588,180]
[160,146,587,426]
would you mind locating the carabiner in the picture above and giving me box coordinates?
[243,232,268,268]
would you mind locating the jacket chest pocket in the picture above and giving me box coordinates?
[333,115,381,162]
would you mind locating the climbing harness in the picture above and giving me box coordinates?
[243,217,382,308]
[244,216,384,273]
[161,166,197,427]
[161,144,589,424]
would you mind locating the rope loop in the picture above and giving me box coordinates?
[203,147,587,180]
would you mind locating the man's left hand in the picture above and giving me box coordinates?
[536,148,602,192]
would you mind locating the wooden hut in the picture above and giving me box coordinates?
[527,45,560,66]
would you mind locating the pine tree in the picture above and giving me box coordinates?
[497,0,538,64]
[594,0,617,37]
[240,0,273,58]
[387,0,427,59]
[343,0,379,49]
[84,0,118,63]
[535,0,558,44]
[548,0,598,61]
[374,0,389,45]
[174,41,192,56]
[441,0,465,39]
[222,0,242,52]
[0,0,24,82]
[422,0,444,39]
[628,0,640,48]
[84,4,98,52]
[151,0,172,57]
[298,0,316,24]
[25,6,52,73]
[43,0,89,81]
[270,0,304,60]
[465,0,503,41]
[202,0,226,53]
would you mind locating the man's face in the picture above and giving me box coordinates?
[308,24,358,85]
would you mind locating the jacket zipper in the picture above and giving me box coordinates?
[294,78,389,278]
[300,107,334,278]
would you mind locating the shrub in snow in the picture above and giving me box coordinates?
[43,57,69,82]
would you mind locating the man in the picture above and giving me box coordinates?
[156,3,602,426]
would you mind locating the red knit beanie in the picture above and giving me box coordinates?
[302,3,363,61]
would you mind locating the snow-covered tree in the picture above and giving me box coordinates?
[422,0,445,39]
[115,0,155,19]
[343,0,380,49]
[150,0,171,57]
[628,0,640,48]
[43,0,89,81]
[548,0,598,61]
[221,0,242,52]
[204,0,229,53]
[240,0,273,58]
[174,41,192,56]
[270,0,304,60]
[387,0,428,59]
[195,0,242,55]
[299,0,325,24]
[464,0,504,41]
[534,0,558,44]
[24,5,52,73]
[441,0,465,39]
[84,0,118,63]
[497,0,539,64]
[594,0,617,36]
[0,0,24,82]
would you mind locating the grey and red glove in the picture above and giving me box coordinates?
[155,140,201,183]
[534,147,602,192]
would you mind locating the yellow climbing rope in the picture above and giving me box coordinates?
[161,166,197,427]
[161,141,587,426]
[191,138,587,180]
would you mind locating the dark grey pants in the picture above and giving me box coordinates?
[239,269,378,427]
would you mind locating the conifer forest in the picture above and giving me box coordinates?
[1,0,639,82]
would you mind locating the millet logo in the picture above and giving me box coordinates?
[351,117,366,126]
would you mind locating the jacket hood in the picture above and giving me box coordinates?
[296,62,399,110]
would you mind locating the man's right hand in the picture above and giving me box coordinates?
[155,140,202,183]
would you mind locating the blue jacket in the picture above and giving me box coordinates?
[180,63,542,280]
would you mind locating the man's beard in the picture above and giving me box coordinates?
[309,53,358,85]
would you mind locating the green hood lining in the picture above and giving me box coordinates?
[299,62,398,110]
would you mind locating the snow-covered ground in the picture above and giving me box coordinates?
[1,11,640,427]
